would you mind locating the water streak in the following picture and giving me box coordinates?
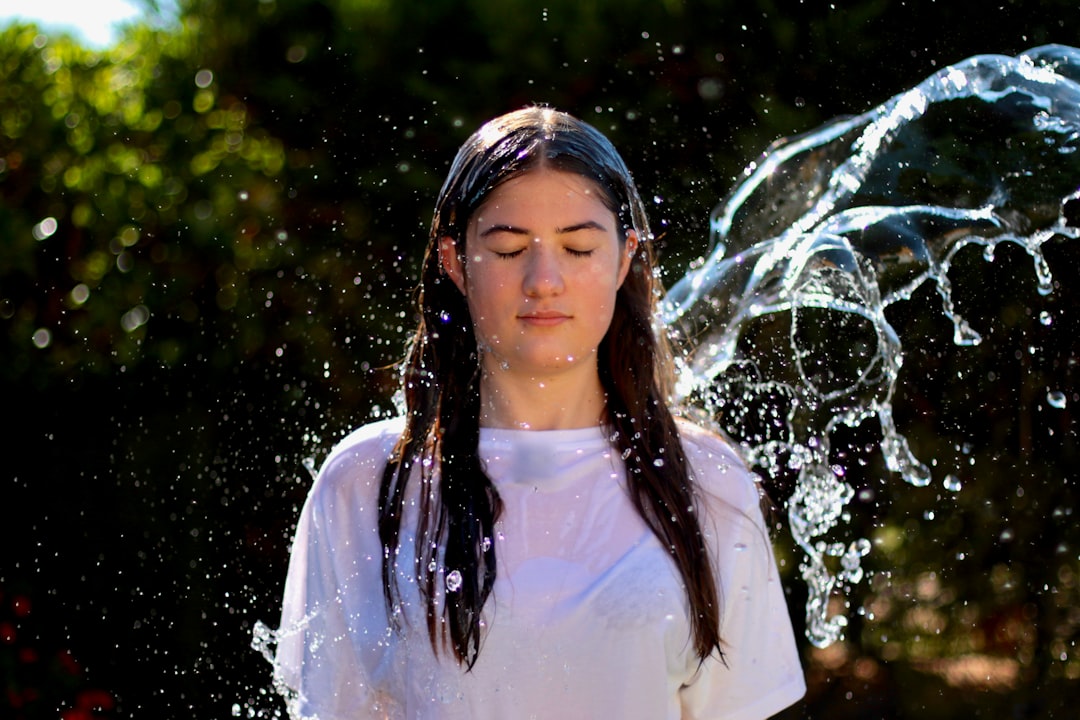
[663,45,1080,647]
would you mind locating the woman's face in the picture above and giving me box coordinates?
[439,167,636,379]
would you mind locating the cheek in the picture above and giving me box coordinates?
[589,268,623,307]
[462,272,506,336]
[464,267,510,306]
[586,284,621,337]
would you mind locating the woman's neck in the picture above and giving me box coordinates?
[477,361,607,431]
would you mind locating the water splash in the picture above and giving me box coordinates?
[663,44,1080,647]
[251,620,303,718]
[251,619,278,665]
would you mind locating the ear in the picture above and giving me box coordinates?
[438,236,467,295]
[617,230,638,287]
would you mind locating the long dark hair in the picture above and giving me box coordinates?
[378,107,721,668]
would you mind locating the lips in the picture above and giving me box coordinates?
[518,310,570,326]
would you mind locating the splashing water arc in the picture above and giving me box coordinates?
[662,44,1080,648]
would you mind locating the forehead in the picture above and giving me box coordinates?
[472,169,611,222]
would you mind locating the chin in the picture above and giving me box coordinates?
[525,353,595,374]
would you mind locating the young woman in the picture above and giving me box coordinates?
[273,107,805,719]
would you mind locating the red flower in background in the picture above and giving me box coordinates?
[1,583,117,719]
[76,689,115,711]
[13,595,31,617]
[56,649,81,676]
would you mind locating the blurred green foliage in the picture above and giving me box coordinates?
[0,19,302,379]
[2,1,1078,718]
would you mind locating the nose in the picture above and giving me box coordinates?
[523,243,565,298]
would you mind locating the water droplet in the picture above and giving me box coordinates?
[1039,310,1053,326]
[481,537,492,552]
[428,559,437,573]
[1048,390,1067,409]
[70,283,90,305]
[943,474,962,492]
[445,570,463,592]
[120,305,150,332]
[32,216,58,241]
[652,457,665,467]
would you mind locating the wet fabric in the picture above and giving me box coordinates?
[274,416,805,719]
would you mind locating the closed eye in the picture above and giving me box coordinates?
[558,222,605,258]
[494,248,525,260]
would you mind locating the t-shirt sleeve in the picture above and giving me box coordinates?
[678,431,806,720]
[273,425,399,720]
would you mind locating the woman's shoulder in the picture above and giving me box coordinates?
[675,417,761,514]
[324,414,406,466]
[308,415,406,506]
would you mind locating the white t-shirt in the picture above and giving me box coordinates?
[274,416,805,720]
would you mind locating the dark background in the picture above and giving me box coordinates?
[2,1,1078,717]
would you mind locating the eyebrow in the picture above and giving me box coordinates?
[556,220,608,234]
[478,220,609,238]
[478,224,529,238]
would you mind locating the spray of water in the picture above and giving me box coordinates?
[663,44,1080,647]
